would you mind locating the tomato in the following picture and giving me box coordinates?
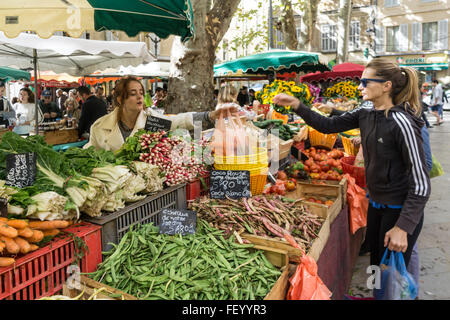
[320,164,330,172]
[315,199,324,204]
[303,165,310,172]
[291,169,300,177]
[285,180,296,191]
[310,173,320,179]
[263,186,273,194]
[277,171,288,181]
[319,173,328,180]
[305,159,314,167]
[326,158,335,166]
[325,200,334,207]
[313,154,322,161]
[310,147,316,153]
[307,198,316,203]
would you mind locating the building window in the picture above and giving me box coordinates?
[321,24,336,52]
[386,25,408,52]
[275,29,286,49]
[349,21,360,51]
[296,27,301,41]
[421,0,437,3]
[422,22,438,50]
[384,0,399,7]
[79,32,90,39]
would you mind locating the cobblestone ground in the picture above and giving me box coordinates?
[348,111,450,300]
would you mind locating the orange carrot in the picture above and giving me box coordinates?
[25,230,44,243]
[0,236,20,254]
[0,240,5,253]
[6,219,28,229]
[18,227,34,238]
[0,257,15,267]
[29,244,39,252]
[42,229,60,237]
[28,220,69,230]
[0,217,7,222]
[0,222,18,238]
[14,237,31,254]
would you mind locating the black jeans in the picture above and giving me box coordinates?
[367,204,424,268]
[421,110,431,127]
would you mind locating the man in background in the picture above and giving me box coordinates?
[77,86,107,139]
[0,80,14,126]
[39,90,59,121]
[237,86,249,107]
[95,86,108,106]
[431,80,444,125]
[56,89,67,117]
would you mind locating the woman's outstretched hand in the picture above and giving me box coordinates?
[272,94,301,111]
[209,105,239,121]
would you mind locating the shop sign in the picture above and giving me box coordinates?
[210,170,251,199]
[159,208,196,235]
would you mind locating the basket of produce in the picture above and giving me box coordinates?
[88,221,288,300]
[253,119,296,141]
[341,156,366,188]
[308,127,337,150]
[249,166,269,195]
[341,135,359,156]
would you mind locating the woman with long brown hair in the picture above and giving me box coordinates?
[85,76,237,151]
[12,87,43,135]
[273,58,430,273]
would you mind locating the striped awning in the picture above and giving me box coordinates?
[400,63,448,71]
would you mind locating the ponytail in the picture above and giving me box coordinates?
[394,67,421,117]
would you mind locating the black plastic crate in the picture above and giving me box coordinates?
[83,184,186,252]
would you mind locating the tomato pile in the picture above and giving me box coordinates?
[306,197,334,207]
[302,147,345,181]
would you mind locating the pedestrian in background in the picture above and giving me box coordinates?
[430,80,444,125]
[77,86,108,139]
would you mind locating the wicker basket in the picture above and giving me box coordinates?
[341,156,366,188]
[341,136,360,156]
[308,127,337,150]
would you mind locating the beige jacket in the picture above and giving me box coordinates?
[84,108,194,151]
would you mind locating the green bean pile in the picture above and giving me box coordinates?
[89,220,282,300]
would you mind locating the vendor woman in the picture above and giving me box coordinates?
[85,76,237,151]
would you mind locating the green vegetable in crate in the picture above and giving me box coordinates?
[89,220,282,300]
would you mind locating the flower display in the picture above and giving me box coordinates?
[256,80,314,114]
[323,80,361,99]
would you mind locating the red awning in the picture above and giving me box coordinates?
[300,62,365,83]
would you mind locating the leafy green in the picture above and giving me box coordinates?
[63,146,117,176]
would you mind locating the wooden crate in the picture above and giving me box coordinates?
[267,134,293,161]
[298,178,348,209]
[62,275,138,300]
[43,128,79,145]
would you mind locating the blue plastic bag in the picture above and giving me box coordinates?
[374,249,418,300]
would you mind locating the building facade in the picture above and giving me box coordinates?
[374,0,449,84]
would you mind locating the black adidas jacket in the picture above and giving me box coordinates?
[295,102,431,235]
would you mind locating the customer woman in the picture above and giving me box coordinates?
[85,76,237,151]
[63,97,81,122]
[12,87,43,135]
[273,58,430,269]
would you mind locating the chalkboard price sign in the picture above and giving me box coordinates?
[210,170,251,199]
[159,209,196,235]
[6,153,37,189]
[145,115,172,133]
[0,197,7,217]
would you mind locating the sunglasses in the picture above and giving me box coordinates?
[360,78,388,88]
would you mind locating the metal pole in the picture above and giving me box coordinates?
[268,0,273,50]
[33,49,39,135]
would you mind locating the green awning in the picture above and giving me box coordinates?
[0,66,31,81]
[399,63,448,71]
[0,0,195,41]
[214,50,330,76]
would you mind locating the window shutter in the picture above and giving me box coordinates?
[399,24,409,51]
[411,23,421,51]
[375,25,384,53]
[321,25,329,51]
[438,19,448,50]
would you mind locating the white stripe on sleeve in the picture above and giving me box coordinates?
[392,112,428,197]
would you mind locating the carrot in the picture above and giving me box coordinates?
[0,222,19,238]
[6,219,28,229]
[25,230,44,243]
[29,244,39,252]
[0,236,20,254]
[0,217,7,222]
[42,229,60,237]
[14,237,31,254]
[18,227,34,238]
[0,240,5,253]
[0,257,15,267]
[28,220,69,230]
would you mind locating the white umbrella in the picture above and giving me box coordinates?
[0,32,154,133]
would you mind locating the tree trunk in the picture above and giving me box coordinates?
[337,0,352,63]
[307,0,319,52]
[278,0,298,50]
[165,0,241,114]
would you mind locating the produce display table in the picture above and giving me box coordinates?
[43,128,79,145]
[316,204,365,300]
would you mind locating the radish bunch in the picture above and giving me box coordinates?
[138,131,211,186]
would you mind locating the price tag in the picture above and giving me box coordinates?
[0,198,7,217]
[6,152,37,188]
[159,209,196,236]
[210,170,251,199]
[145,115,172,133]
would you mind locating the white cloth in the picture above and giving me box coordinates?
[432,84,443,105]
[84,107,195,152]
